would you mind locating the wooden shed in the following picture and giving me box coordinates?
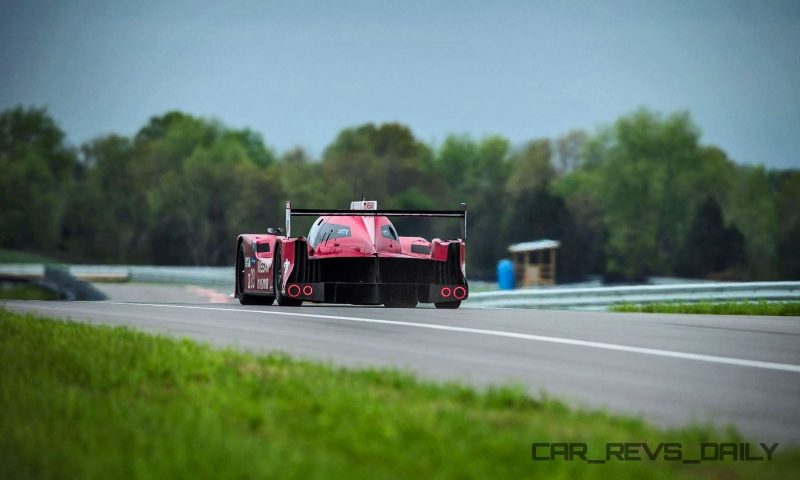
[508,239,560,287]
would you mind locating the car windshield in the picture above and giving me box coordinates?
[312,223,351,247]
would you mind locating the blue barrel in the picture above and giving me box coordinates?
[497,259,515,290]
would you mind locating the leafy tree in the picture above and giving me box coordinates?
[228,162,285,243]
[60,135,137,261]
[322,123,436,202]
[573,109,708,279]
[474,136,511,189]
[279,148,322,204]
[554,169,608,280]
[138,114,279,265]
[774,171,800,278]
[460,135,512,276]
[0,107,76,250]
[725,166,779,278]
[437,134,479,197]
[2,104,794,283]
[674,197,746,278]
[505,139,555,197]
[553,130,588,174]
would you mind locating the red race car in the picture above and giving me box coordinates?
[234,200,468,308]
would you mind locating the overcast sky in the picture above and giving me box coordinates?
[1,0,798,168]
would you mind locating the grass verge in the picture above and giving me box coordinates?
[611,301,800,316]
[1,309,797,479]
[0,284,58,300]
[0,248,58,264]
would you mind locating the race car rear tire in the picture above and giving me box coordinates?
[434,301,461,309]
[274,243,303,307]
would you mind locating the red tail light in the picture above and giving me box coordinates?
[287,284,301,297]
[440,287,452,298]
[453,286,467,300]
[302,285,313,296]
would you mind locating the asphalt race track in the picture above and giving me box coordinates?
[4,293,800,444]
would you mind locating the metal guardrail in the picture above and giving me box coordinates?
[125,266,232,285]
[0,264,232,286]
[464,281,800,309]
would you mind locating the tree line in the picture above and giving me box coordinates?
[1,106,798,281]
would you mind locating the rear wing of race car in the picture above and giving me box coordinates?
[284,201,467,241]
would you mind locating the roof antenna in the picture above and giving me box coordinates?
[352,176,358,202]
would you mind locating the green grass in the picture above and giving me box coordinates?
[612,301,800,316]
[0,284,58,300]
[1,310,798,480]
[0,248,59,264]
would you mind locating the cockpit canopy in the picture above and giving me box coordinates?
[308,221,351,248]
[307,217,399,248]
